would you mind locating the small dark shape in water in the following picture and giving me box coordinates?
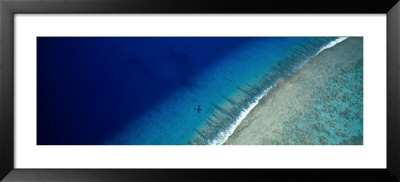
[194,104,202,114]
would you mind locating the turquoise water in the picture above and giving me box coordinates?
[280,42,363,145]
[106,37,341,145]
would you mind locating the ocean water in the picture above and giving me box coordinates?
[37,37,348,145]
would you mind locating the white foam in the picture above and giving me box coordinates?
[209,83,277,145]
[212,37,348,145]
[295,37,349,71]
[316,37,348,55]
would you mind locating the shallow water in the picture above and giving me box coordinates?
[224,37,363,145]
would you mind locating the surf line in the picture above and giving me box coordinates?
[210,37,348,145]
[209,82,278,145]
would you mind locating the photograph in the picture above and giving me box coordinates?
[1,0,398,180]
[37,37,363,145]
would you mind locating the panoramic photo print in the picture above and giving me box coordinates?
[37,37,363,145]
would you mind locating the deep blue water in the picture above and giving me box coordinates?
[37,37,336,145]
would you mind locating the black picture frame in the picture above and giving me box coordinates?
[1,0,399,181]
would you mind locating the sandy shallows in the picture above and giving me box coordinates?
[224,37,363,145]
